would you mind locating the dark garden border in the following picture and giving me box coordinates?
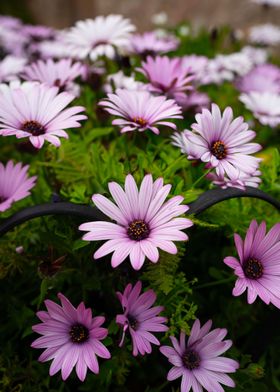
[0,187,279,237]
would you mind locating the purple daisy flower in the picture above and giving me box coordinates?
[160,319,239,392]
[0,81,87,148]
[137,56,194,103]
[79,174,193,270]
[184,103,262,179]
[22,59,85,96]
[0,160,36,212]
[31,293,111,381]
[0,55,27,83]
[224,220,280,308]
[235,64,280,94]
[116,281,168,356]
[129,31,179,56]
[63,15,135,61]
[239,92,280,128]
[206,169,261,190]
[99,89,183,134]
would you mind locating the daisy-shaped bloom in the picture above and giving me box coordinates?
[129,31,179,56]
[116,281,168,356]
[240,46,267,65]
[160,319,239,392]
[99,89,182,134]
[215,53,253,77]
[79,174,192,270]
[249,24,280,46]
[137,56,194,103]
[184,103,262,179]
[22,59,85,96]
[0,55,27,82]
[200,58,235,85]
[224,220,280,308]
[0,160,36,212]
[63,15,135,61]
[0,25,27,57]
[239,92,280,127]
[0,81,87,148]
[0,15,22,29]
[22,24,56,41]
[206,169,261,190]
[31,293,111,381]
[177,91,210,113]
[104,71,145,93]
[182,55,209,84]
[236,64,280,94]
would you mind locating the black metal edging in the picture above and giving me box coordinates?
[0,187,279,237]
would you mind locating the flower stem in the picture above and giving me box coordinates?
[191,168,212,189]
[196,276,235,290]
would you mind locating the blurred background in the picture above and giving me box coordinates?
[1,0,280,30]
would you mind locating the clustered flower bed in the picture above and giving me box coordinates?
[0,8,279,392]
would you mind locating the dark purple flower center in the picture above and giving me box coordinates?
[0,195,7,203]
[132,117,148,128]
[93,40,109,48]
[127,220,150,241]
[182,349,201,370]
[211,140,227,160]
[127,314,139,330]
[243,258,264,280]
[69,323,89,343]
[22,120,45,136]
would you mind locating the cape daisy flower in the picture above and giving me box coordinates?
[79,174,193,270]
[0,160,36,212]
[160,319,239,392]
[235,64,280,94]
[224,220,280,308]
[239,92,280,128]
[184,103,262,179]
[206,169,261,190]
[0,81,87,148]
[116,281,168,356]
[22,59,85,95]
[0,55,27,83]
[137,55,194,102]
[129,31,179,56]
[249,24,280,46]
[63,15,135,61]
[99,89,183,134]
[31,293,111,381]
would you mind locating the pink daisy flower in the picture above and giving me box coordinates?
[116,281,168,356]
[206,169,261,190]
[224,220,280,308]
[0,81,87,148]
[129,31,179,56]
[0,160,36,212]
[239,92,280,128]
[182,55,209,84]
[22,59,85,96]
[137,56,194,103]
[160,319,239,392]
[31,293,111,382]
[184,103,262,179]
[99,89,183,134]
[0,55,27,83]
[79,174,193,270]
[63,15,135,61]
[235,64,280,94]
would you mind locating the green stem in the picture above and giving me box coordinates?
[196,276,235,290]
[190,168,212,189]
